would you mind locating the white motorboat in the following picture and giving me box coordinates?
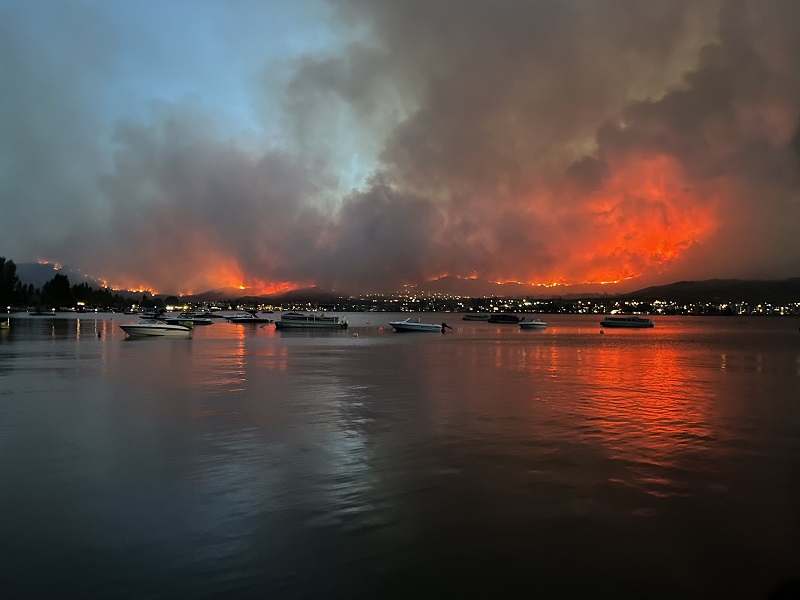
[163,312,214,326]
[119,319,193,337]
[137,310,166,319]
[388,318,445,332]
[519,318,547,329]
[600,316,655,328]
[226,311,273,324]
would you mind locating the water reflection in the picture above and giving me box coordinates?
[3,315,800,597]
[576,343,714,502]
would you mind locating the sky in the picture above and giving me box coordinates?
[2,0,800,296]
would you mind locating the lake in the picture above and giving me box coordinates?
[1,312,799,598]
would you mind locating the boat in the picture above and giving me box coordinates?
[462,313,490,321]
[279,311,340,322]
[119,319,193,337]
[138,310,166,319]
[388,318,444,332]
[181,310,220,319]
[600,316,655,328]
[163,312,213,325]
[226,311,273,324]
[519,318,547,329]
[274,313,348,329]
[488,313,520,324]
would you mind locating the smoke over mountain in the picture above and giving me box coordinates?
[2,0,800,295]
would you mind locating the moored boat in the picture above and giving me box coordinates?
[280,311,309,320]
[226,311,273,324]
[137,310,166,319]
[488,313,520,324]
[519,318,547,329]
[274,313,348,329]
[388,318,444,332]
[163,312,213,325]
[462,313,490,321]
[119,319,193,337]
[600,316,655,328]
[279,312,340,322]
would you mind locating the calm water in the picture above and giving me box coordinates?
[1,312,799,598]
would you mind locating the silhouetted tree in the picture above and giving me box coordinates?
[41,273,73,308]
[72,282,91,303]
[26,283,38,306]
[0,257,21,308]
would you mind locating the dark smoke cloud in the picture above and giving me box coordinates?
[3,1,800,294]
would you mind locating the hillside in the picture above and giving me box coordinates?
[623,278,800,304]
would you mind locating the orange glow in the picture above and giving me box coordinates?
[95,256,302,297]
[577,340,713,476]
[36,151,720,295]
[36,259,62,270]
[432,153,721,289]
[490,279,567,288]
[492,152,721,287]
[576,153,719,280]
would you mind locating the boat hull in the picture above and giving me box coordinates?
[519,320,547,329]
[163,317,213,325]
[119,324,192,337]
[274,320,347,329]
[389,320,443,332]
[227,317,273,324]
[488,315,520,323]
[600,317,654,328]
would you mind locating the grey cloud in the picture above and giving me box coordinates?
[4,0,800,294]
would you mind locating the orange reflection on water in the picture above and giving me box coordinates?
[515,332,715,499]
[575,338,714,500]
[184,324,291,399]
[230,325,247,393]
[584,344,712,452]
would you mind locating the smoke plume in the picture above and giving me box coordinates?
[3,0,800,294]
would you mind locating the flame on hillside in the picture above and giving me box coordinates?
[96,257,302,297]
[423,153,720,290]
[578,153,719,279]
[505,153,722,287]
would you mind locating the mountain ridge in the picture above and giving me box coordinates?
[12,262,800,303]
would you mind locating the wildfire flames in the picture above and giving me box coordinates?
[534,153,721,287]
[89,258,302,297]
[49,153,721,296]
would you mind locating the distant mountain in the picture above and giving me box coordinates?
[15,262,150,300]
[623,278,800,304]
[15,262,93,288]
[367,275,613,298]
[183,287,255,302]
[184,278,800,304]
[185,286,339,305]
[12,260,800,304]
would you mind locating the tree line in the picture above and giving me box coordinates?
[0,257,147,311]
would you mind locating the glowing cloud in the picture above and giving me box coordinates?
[2,1,800,295]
